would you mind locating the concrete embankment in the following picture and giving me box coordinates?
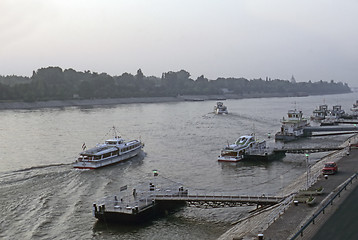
[218,134,358,240]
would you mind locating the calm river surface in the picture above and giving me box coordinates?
[0,93,356,240]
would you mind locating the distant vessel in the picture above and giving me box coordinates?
[311,104,328,121]
[214,102,228,114]
[351,100,358,114]
[330,105,345,118]
[218,135,267,162]
[320,105,345,126]
[73,128,144,169]
[275,109,310,142]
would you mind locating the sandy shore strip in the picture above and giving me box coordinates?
[0,92,313,110]
[0,97,182,110]
[217,134,358,240]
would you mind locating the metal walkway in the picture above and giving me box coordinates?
[153,194,284,206]
[273,147,344,154]
[304,126,358,132]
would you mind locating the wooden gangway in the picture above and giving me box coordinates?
[273,147,344,154]
[153,193,284,206]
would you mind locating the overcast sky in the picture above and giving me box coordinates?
[1,0,357,86]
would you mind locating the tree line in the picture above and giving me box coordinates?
[0,66,351,102]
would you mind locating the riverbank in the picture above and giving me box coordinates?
[0,92,314,110]
[218,134,358,240]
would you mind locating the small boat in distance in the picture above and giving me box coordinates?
[218,135,267,162]
[214,102,228,114]
[351,100,358,115]
[73,128,144,169]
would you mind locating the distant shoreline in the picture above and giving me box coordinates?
[0,92,342,110]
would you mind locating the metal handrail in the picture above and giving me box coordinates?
[290,172,358,240]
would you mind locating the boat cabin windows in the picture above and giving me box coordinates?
[120,142,140,152]
[105,139,124,145]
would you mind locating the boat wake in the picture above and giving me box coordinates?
[11,163,71,173]
[0,162,114,239]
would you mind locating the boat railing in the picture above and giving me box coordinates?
[153,191,284,203]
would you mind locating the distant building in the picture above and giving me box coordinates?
[290,75,296,83]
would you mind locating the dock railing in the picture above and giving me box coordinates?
[153,192,285,205]
[264,194,294,227]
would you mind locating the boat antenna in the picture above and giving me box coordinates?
[292,101,297,111]
[112,126,121,139]
[113,126,117,138]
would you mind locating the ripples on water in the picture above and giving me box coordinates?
[0,93,356,239]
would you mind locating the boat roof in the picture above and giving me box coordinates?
[238,135,254,139]
[81,145,118,156]
[81,139,140,156]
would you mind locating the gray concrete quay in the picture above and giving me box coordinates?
[262,148,358,240]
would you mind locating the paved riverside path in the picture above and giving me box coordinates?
[262,147,358,240]
[312,183,358,240]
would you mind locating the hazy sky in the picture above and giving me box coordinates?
[1,0,357,86]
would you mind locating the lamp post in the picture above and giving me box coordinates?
[305,153,310,190]
[280,175,284,197]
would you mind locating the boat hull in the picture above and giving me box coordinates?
[73,148,142,169]
[274,133,298,142]
[215,109,228,114]
[218,156,242,162]
[95,204,157,223]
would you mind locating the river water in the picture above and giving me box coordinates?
[0,93,356,240]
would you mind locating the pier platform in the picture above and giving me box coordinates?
[93,183,284,224]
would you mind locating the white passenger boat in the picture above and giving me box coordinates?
[275,109,310,142]
[214,102,228,114]
[73,129,144,169]
[218,135,266,162]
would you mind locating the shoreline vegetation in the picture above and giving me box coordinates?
[0,66,351,108]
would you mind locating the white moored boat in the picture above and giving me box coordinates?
[214,102,228,114]
[275,109,310,142]
[73,128,144,169]
[218,135,266,162]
